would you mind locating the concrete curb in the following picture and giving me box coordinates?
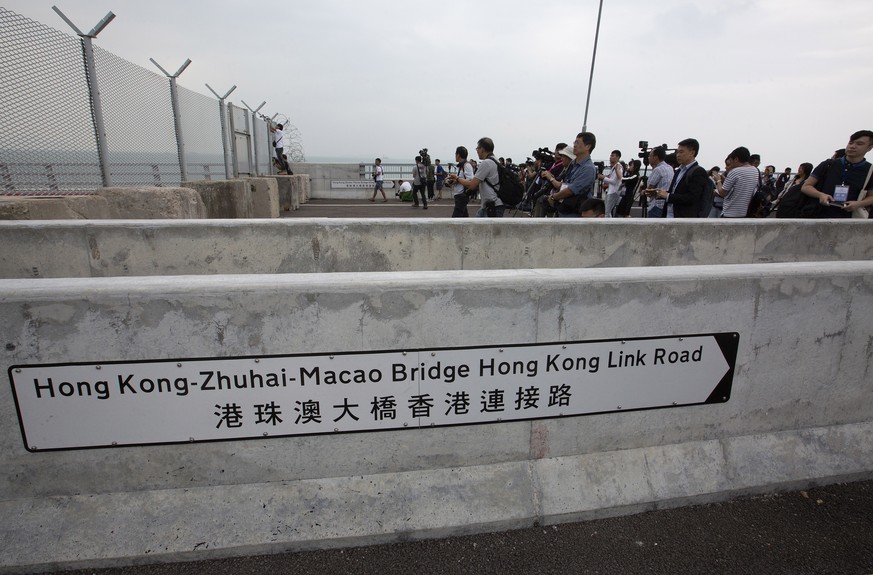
[2,420,872,573]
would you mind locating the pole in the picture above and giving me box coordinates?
[152,59,192,183]
[206,84,236,179]
[241,100,266,176]
[581,0,604,133]
[53,6,115,187]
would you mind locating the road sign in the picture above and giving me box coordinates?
[9,333,738,451]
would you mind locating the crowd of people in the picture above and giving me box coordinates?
[371,129,873,220]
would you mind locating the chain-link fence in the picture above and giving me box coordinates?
[0,7,101,194]
[0,7,302,195]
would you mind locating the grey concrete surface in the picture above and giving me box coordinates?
[2,201,872,572]
[32,479,873,575]
[244,178,279,219]
[2,260,872,571]
[0,196,113,220]
[95,187,207,219]
[2,216,871,278]
[185,179,252,219]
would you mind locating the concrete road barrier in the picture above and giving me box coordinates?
[0,219,870,279]
[1,260,872,571]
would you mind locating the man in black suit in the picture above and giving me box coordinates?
[652,138,709,217]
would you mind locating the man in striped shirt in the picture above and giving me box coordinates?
[714,146,758,218]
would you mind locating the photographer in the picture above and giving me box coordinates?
[449,137,504,218]
[445,146,476,218]
[545,132,599,218]
[532,144,573,217]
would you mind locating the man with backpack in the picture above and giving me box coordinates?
[450,137,505,217]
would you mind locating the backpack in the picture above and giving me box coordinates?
[486,158,524,207]
[774,182,811,218]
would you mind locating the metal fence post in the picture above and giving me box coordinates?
[52,6,115,188]
[242,100,265,176]
[227,102,239,178]
[152,58,191,183]
[206,83,236,180]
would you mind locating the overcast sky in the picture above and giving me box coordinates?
[4,0,873,169]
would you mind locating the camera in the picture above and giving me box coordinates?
[531,147,554,163]
[419,148,431,165]
[594,160,606,172]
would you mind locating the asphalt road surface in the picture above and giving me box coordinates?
[46,480,873,575]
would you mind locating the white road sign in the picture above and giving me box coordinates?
[8,333,738,451]
[330,180,395,189]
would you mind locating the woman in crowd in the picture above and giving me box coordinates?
[709,166,724,218]
[774,162,814,218]
[616,160,641,217]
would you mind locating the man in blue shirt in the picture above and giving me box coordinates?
[802,130,873,219]
[544,132,598,218]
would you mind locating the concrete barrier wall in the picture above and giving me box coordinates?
[0,219,870,279]
[1,260,872,570]
[288,163,358,198]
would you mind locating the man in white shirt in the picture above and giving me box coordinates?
[370,158,387,202]
[451,137,504,218]
[445,146,475,217]
[269,123,291,174]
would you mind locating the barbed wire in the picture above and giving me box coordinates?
[268,113,306,162]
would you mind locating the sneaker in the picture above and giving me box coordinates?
[423,205,428,210]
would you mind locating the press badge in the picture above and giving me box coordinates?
[833,185,850,203]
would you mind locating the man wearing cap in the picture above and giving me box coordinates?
[532,143,573,217]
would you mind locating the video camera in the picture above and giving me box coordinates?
[637,141,669,167]
[531,147,554,163]
[419,148,431,165]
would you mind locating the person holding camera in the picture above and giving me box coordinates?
[411,155,428,209]
[449,137,504,218]
[545,132,599,218]
[445,146,476,218]
[532,145,573,217]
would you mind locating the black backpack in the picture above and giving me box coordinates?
[486,158,525,207]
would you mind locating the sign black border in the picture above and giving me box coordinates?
[8,332,740,453]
